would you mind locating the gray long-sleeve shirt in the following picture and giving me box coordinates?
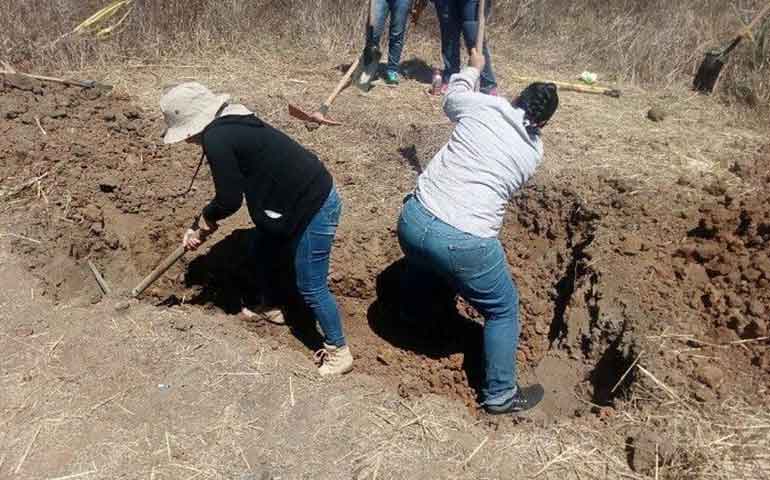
[415,67,544,238]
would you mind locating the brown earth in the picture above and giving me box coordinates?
[1,64,768,426]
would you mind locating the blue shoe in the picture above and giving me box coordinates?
[385,71,400,86]
[484,384,544,414]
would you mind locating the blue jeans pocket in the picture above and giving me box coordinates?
[448,243,488,275]
[325,199,341,225]
[318,188,342,227]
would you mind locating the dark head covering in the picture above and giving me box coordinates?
[513,82,559,136]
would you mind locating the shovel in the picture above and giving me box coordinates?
[82,243,185,300]
[353,0,382,91]
[83,242,185,308]
[288,57,361,126]
[693,2,770,93]
[131,221,216,298]
[131,245,186,298]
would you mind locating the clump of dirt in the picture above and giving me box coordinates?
[674,192,770,375]
[627,430,676,475]
[729,143,770,186]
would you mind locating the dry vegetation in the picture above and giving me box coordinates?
[1,0,769,104]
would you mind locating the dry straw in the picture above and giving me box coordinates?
[73,0,135,39]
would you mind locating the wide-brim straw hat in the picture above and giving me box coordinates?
[160,82,230,144]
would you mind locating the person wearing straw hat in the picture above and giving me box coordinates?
[396,51,558,414]
[160,82,353,377]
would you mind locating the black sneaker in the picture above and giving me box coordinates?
[484,384,545,415]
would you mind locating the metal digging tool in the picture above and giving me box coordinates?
[694,2,770,93]
[131,245,186,298]
[288,57,361,126]
[353,0,382,91]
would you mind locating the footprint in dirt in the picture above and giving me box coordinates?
[528,355,584,422]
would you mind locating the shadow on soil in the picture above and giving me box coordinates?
[182,229,324,350]
[367,259,485,399]
[400,58,433,84]
[397,145,423,173]
[334,57,434,85]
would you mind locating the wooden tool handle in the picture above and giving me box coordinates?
[0,70,97,88]
[476,0,486,51]
[722,3,770,57]
[320,0,374,109]
[321,56,361,109]
[742,2,770,36]
[88,260,112,296]
[131,245,186,298]
[368,0,377,29]
[511,75,622,97]
[412,0,429,25]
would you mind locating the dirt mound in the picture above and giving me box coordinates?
[2,74,768,418]
[674,193,770,374]
[0,73,218,303]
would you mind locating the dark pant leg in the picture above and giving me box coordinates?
[385,0,412,74]
[370,0,390,47]
[434,0,462,83]
[460,0,497,92]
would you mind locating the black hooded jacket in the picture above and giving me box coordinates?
[200,115,332,242]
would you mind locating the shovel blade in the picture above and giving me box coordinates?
[354,45,381,92]
[693,52,725,93]
[287,104,342,126]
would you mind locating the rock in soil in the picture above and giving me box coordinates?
[627,431,675,474]
[647,107,666,122]
[695,364,724,389]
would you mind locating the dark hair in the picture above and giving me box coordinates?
[513,82,559,136]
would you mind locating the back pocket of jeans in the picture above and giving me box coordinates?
[326,198,342,225]
[448,244,488,275]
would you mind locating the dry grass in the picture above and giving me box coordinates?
[2,287,766,480]
[2,0,770,105]
[502,0,770,106]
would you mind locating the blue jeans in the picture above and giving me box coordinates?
[433,0,497,93]
[397,195,519,406]
[251,187,346,347]
[371,0,411,75]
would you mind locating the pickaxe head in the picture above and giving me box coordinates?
[287,104,342,127]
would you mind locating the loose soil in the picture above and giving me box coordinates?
[1,67,768,423]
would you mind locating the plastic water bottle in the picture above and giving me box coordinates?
[431,67,442,95]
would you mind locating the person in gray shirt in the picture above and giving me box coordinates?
[397,48,558,414]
